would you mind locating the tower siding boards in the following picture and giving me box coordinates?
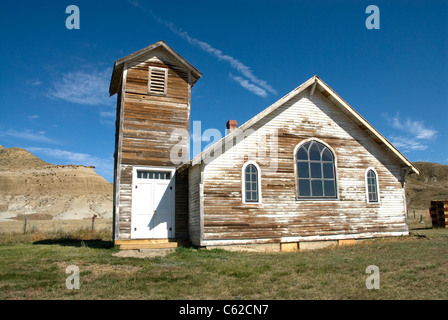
[188,163,203,246]
[175,169,189,239]
[111,42,200,241]
[121,52,190,167]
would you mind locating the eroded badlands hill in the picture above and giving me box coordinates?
[0,145,113,221]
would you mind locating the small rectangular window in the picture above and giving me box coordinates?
[137,170,171,180]
[148,67,167,95]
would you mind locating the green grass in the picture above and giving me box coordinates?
[0,226,447,300]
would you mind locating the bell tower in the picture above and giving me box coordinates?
[109,41,201,244]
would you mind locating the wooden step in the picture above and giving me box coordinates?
[114,239,189,250]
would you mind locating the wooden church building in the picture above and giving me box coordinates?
[109,41,418,251]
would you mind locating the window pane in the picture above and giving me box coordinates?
[251,191,258,202]
[324,180,336,197]
[322,148,333,161]
[311,180,323,197]
[252,173,257,182]
[297,161,309,178]
[252,182,257,191]
[323,163,334,179]
[137,171,142,178]
[246,191,252,201]
[309,143,321,160]
[252,165,257,174]
[298,179,311,197]
[310,162,322,178]
[297,147,308,160]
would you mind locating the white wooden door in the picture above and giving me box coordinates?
[131,168,175,239]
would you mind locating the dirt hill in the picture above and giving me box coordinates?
[406,161,448,210]
[0,145,113,221]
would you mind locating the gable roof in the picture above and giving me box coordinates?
[109,40,202,96]
[189,75,419,175]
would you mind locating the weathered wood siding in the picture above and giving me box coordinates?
[175,169,189,239]
[188,163,202,246]
[121,48,191,167]
[114,48,191,240]
[199,88,408,246]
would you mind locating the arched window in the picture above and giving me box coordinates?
[365,168,380,203]
[296,140,337,199]
[242,162,261,203]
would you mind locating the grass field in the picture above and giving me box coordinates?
[0,216,447,300]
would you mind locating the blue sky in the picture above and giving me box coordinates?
[0,0,447,182]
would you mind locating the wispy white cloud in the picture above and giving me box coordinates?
[229,73,268,97]
[26,147,113,181]
[0,127,58,144]
[99,110,115,118]
[48,68,114,106]
[382,113,437,153]
[26,79,42,86]
[128,0,277,97]
[164,22,278,96]
[389,136,429,152]
[26,147,102,165]
[387,112,437,140]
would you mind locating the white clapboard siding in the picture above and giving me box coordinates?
[194,87,408,245]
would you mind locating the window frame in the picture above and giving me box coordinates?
[148,66,168,95]
[365,167,380,204]
[242,161,262,204]
[294,139,339,201]
[136,170,171,180]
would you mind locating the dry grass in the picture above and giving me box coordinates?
[0,218,112,243]
[0,216,447,300]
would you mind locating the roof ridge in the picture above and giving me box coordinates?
[109,41,202,96]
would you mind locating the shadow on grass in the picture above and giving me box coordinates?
[33,239,114,249]
[409,227,433,231]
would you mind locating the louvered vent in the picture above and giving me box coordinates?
[149,67,167,94]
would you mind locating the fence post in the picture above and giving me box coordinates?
[92,214,97,231]
[23,214,27,234]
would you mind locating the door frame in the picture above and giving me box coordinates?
[131,165,176,240]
